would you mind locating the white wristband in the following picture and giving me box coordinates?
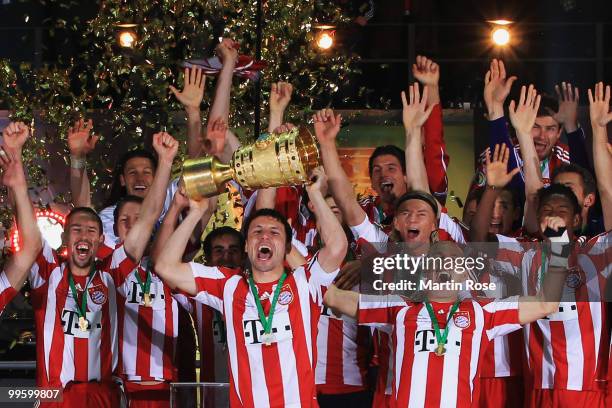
[70,155,86,169]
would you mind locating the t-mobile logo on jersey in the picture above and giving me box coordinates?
[212,315,227,344]
[320,304,343,321]
[61,309,101,337]
[414,329,461,353]
[242,313,293,345]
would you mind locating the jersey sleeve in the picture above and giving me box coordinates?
[99,205,119,247]
[304,254,339,306]
[358,294,407,329]
[350,215,389,244]
[481,296,522,340]
[190,262,227,313]
[0,271,17,314]
[29,239,59,290]
[438,211,466,243]
[104,244,139,287]
[423,104,449,205]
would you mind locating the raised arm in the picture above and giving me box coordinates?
[204,38,239,159]
[402,83,435,193]
[123,132,178,262]
[0,124,41,289]
[155,198,214,295]
[67,119,99,207]
[509,85,543,234]
[470,144,519,242]
[413,56,449,203]
[314,109,367,227]
[305,167,347,272]
[588,82,612,230]
[268,82,293,133]
[169,67,206,159]
[553,82,590,170]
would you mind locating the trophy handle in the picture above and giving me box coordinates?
[182,156,234,200]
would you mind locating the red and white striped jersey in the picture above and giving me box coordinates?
[190,256,338,408]
[359,295,522,408]
[116,258,179,382]
[371,327,395,406]
[315,302,371,394]
[173,293,230,383]
[493,231,611,391]
[0,271,17,315]
[29,240,136,387]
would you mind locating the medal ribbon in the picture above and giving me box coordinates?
[134,264,152,299]
[424,300,461,351]
[248,271,288,336]
[68,263,96,320]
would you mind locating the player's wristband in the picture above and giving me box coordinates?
[70,155,86,169]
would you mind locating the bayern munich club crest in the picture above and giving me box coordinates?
[88,286,107,305]
[453,311,471,329]
[277,284,293,306]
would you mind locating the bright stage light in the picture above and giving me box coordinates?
[492,28,510,46]
[316,32,334,50]
[118,30,137,48]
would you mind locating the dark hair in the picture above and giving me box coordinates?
[103,149,158,208]
[537,183,580,215]
[242,208,292,249]
[551,163,597,196]
[113,195,144,236]
[202,226,245,260]
[536,94,559,119]
[66,207,103,235]
[368,145,406,176]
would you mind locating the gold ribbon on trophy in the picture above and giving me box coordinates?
[182,126,320,200]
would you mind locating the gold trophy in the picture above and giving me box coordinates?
[182,126,320,199]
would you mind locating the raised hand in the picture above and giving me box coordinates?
[553,82,579,132]
[270,82,293,114]
[400,83,434,130]
[412,55,439,87]
[272,122,296,135]
[313,109,342,145]
[216,38,239,66]
[306,166,328,196]
[485,144,520,188]
[68,119,98,157]
[540,216,567,234]
[2,121,30,155]
[172,185,190,211]
[204,118,227,156]
[152,132,179,164]
[484,59,517,120]
[169,67,206,112]
[509,85,541,136]
[0,146,26,189]
[588,82,612,128]
[188,195,213,215]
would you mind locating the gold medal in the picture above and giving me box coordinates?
[78,316,89,332]
[143,293,152,307]
[435,344,446,356]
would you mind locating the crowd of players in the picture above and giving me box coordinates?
[0,38,610,408]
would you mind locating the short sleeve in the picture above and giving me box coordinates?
[482,296,522,340]
[29,239,58,290]
[302,255,339,306]
[358,294,407,328]
[190,263,227,313]
[0,272,17,314]
[350,216,389,244]
[103,244,138,287]
[100,205,119,247]
[438,212,466,244]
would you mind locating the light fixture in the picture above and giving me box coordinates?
[316,31,334,50]
[11,209,65,252]
[492,27,510,46]
[118,30,137,48]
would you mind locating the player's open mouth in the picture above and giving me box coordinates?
[405,228,420,240]
[133,185,147,192]
[437,272,451,283]
[381,181,394,193]
[257,245,273,261]
[489,222,501,231]
[75,242,91,260]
